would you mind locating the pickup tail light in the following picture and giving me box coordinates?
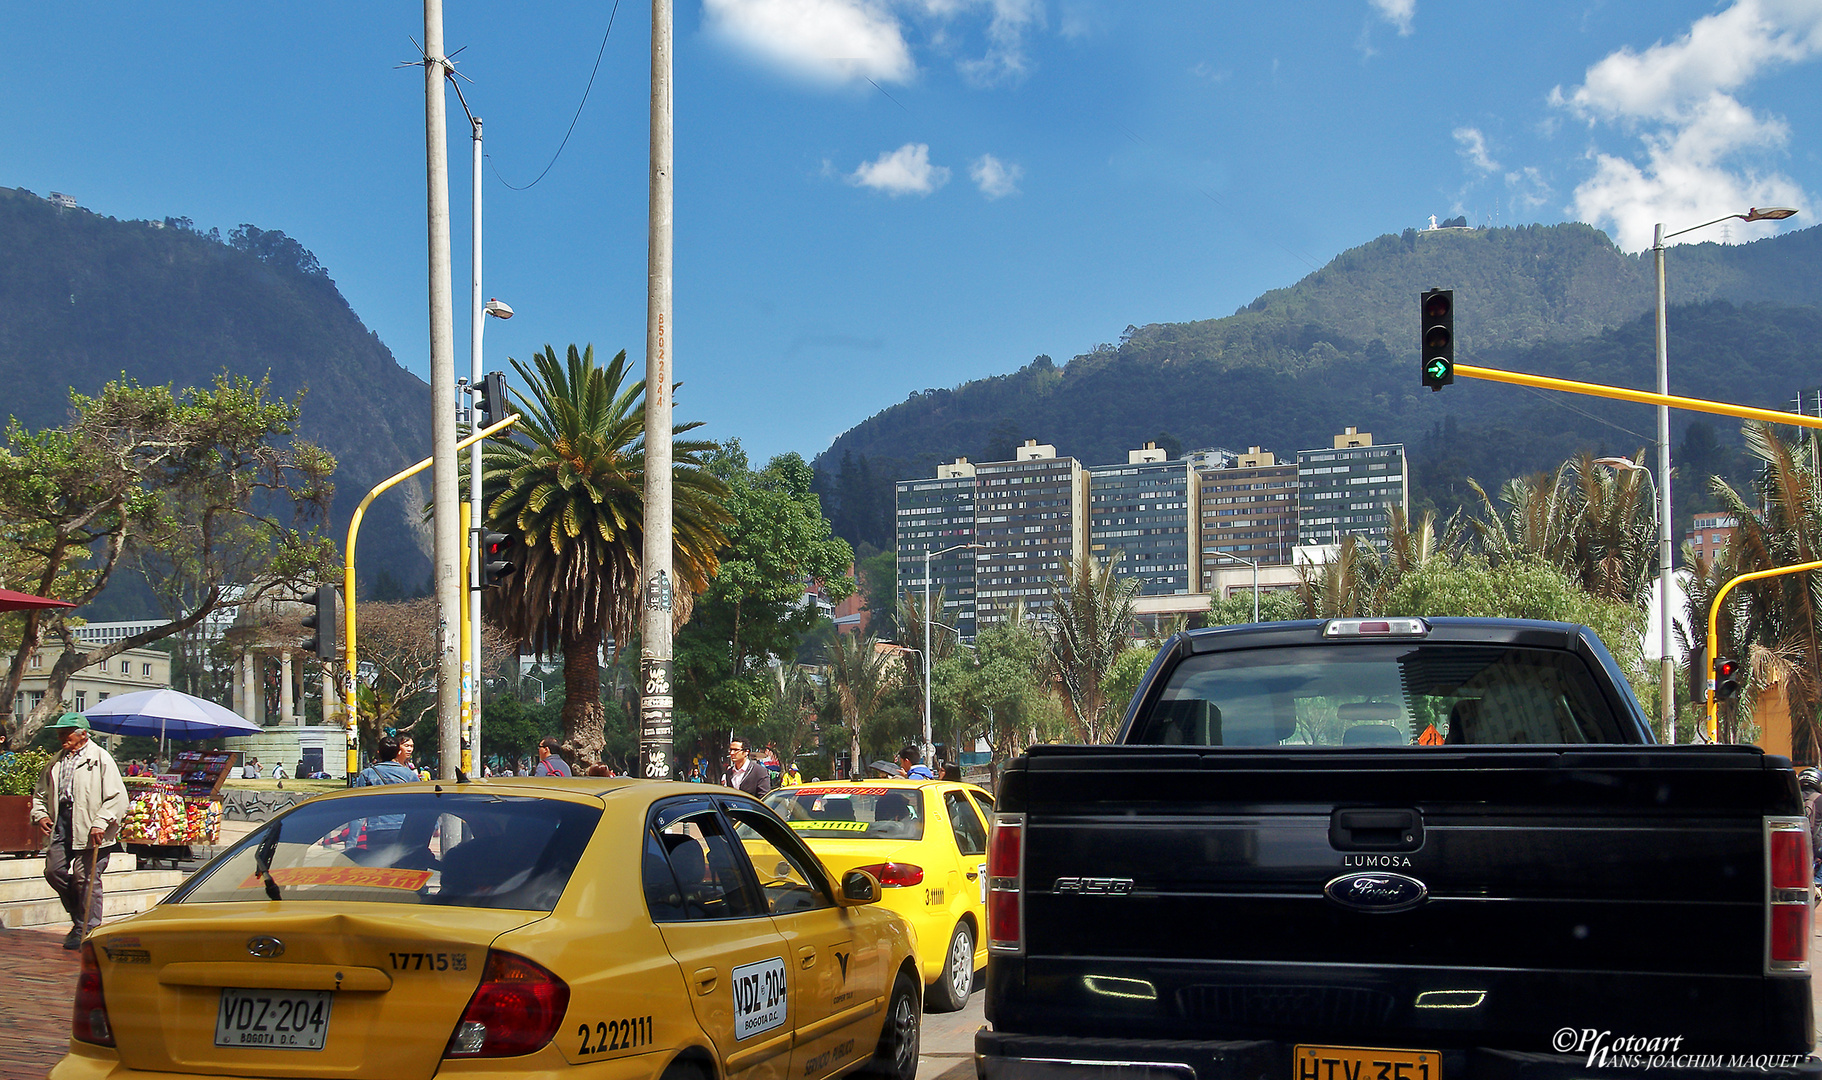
[854,862,924,887]
[1765,818,1811,975]
[446,950,570,1057]
[987,814,1025,954]
[73,942,114,1046]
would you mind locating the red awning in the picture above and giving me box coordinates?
[0,589,75,612]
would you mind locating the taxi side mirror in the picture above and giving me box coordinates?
[838,869,880,906]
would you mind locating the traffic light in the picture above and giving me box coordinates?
[473,371,509,428]
[300,584,339,661]
[1420,288,1454,391]
[480,531,516,587]
[1713,656,1743,701]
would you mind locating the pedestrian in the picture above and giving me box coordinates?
[271,760,287,788]
[1800,767,1822,878]
[241,757,260,780]
[722,737,770,796]
[534,738,572,777]
[353,735,417,787]
[784,763,802,787]
[30,714,127,949]
[896,745,936,780]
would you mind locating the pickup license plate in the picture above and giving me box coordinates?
[1293,1044,1439,1080]
[214,988,332,1050]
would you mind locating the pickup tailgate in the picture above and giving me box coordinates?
[993,743,1811,1055]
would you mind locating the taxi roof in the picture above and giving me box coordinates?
[771,777,989,795]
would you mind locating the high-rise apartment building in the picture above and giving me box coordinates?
[1688,513,1739,566]
[1088,445,1192,595]
[1296,427,1408,549]
[895,459,979,639]
[1194,446,1299,585]
[974,441,1086,626]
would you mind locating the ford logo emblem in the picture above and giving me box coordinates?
[246,936,285,958]
[1323,872,1428,913]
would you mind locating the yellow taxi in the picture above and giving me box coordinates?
[762,779,992,1013]
[53,777,920,1080]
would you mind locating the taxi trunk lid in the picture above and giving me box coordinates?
[94,904,543,1078]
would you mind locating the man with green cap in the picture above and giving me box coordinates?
[30,714,127,948]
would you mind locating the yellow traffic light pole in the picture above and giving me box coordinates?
[1705,560,1822,743]
[342,415,519,780]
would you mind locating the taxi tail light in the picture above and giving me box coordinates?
[855,861,924,887]
[73,942,115,1046]
[987,814,1024,954]
[446,950,570,1057]
[1766,818,1811,974]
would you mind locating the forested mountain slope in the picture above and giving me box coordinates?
[0,187,431,607]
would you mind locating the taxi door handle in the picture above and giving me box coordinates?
[693,967,718,995]
[797,946,816,969]
[965,871,979,880]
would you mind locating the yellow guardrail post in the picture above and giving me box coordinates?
[343,415,519,782]
[1704,559,1822,744]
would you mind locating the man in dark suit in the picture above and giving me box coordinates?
[722,736,770,797]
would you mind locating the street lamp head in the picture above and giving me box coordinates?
[1592,456,1646,473]
[483,298,514,319]
[1745,207,1799,222]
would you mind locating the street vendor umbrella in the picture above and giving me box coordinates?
[0,588,74,612]
[81,688,261,741]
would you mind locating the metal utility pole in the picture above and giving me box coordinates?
[423,0,463,779]
[467,113,484,775]
[639,0,676,780]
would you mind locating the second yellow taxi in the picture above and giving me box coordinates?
[763,778,993,1012]
[52,777,919,1080]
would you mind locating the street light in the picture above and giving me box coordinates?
[1204,550,1260,623]
[923,542,979,770]
[1592,456,1670,737]
[1651,205,1798,745]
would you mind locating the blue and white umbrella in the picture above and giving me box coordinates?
[82,688,261,741]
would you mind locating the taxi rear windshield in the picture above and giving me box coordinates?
[169,792,599,910]
[764,787,926,841]
[1129,643,1628,746]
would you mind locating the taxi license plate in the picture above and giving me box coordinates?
[214,988,332,1050]
[1293,1044,1439,1080]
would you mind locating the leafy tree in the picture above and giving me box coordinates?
[1469,452,1656,609]
[1040,553,1141,744]
[480,344,732,765]
[0,374,336,745]
[822,632,894,776]
[857,548,899,642]
[674,442,853,738]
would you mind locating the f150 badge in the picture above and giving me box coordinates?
[1323,871,1427,913]
[1053,877,1134,895]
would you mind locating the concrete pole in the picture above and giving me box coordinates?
[423,0,462,779]
[1653,224,1675,746]
[639,0,676,781]
[468,114,485,778]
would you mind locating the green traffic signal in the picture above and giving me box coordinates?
[1421,288,1454,391]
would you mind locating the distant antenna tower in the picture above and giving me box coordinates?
[1721,222,1732,245]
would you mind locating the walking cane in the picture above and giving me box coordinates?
[78,840,98,941]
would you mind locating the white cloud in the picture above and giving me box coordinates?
[946,0,1047,86]
[1369,0,1415,36]
[849,143,952,196]
[1504,166,1553,211]
[703,0,916,84]
[1453,127,1499,175]
[970,154,1023,198]
[1551,0,1819,250]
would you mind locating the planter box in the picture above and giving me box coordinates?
[0,795,43,854]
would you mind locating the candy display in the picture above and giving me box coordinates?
[183,798,222,844]
[121,777,182,844]
[171,749,235,798]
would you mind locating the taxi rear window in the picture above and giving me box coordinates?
[763,786,925,841]
[169,792,599,910]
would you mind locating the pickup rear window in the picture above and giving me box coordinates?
[1130,643,1628,746]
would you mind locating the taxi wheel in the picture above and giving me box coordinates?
[925,920,974,1013]
[862,970,921,1080]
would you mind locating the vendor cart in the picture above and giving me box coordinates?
[122,751,227,867]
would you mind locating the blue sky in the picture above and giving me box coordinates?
[5,1,1819,464]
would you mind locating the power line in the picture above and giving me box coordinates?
[490,0,623,192]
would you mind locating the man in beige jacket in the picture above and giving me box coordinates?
[30,714,127,948]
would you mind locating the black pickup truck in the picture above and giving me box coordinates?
[976,618,1816,1080]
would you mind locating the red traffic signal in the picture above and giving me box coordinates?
[1712,656,1742,701]
[481,531,516,587]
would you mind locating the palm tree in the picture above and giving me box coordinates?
[1703,422,1822,759]
[1040,552,1141,744]
[823,632,893,775]
[480,344,731,764]
[1469,453,1657,609]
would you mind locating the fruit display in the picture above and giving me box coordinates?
[182,798,223,844]
[121,778,182,844]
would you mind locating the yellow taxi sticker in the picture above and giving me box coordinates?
[789,820,870,832]
[239,866,434,891]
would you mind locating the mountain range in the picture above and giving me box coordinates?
[811,222,1822,554]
